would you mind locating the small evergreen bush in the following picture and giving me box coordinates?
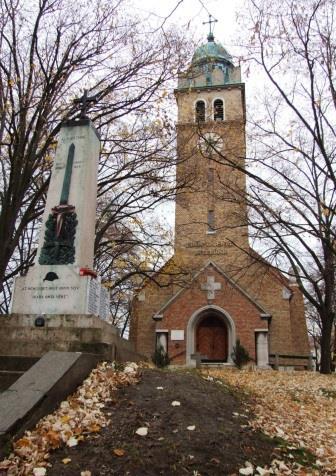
[152,345,170,368]
[231,339,252,369]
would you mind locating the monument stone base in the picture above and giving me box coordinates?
[10,265,109,319]
[0,314,139,362]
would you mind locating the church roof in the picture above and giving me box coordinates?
[191,33,233,67]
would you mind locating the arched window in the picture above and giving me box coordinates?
[195,100,205,122]
[214,99,224,121]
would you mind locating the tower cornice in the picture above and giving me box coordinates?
[175,119,246,129]
[174,82,245,96]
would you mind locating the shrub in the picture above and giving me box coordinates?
[152,345,170,368]
[231,339,252,369]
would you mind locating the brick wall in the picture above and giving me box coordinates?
[159,266,265,364]
[130,255,310,367]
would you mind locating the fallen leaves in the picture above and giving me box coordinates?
[32,469,46,476]
[171,400,181,406]
[44,430,61,449]
[60,415,71,424]
[113,448,126,457]
[124,363,139,374]
[135,427,148,436]
[239,461,254,475]
[87,423,101,433]
[66,436,78,447]
[209,369,336,475]
[0,361,140,475]
[255,466,269,475]
[239,467,253,475]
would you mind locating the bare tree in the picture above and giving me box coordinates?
[202,0,336,372]
[0,0,191,313]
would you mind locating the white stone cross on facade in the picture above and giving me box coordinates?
[201,275,221,300]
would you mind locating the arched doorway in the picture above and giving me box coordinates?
[196,314,228,362]
[186,305,235,367]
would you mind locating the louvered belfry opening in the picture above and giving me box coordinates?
[195,100,205,122]
[214,99,224,121]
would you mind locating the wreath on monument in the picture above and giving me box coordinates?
[39,209,77,265]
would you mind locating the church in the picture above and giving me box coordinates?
[130,28,310,369]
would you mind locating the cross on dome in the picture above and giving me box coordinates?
[202,14,218,42]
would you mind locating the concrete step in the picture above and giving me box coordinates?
[0,351,102,457]
[0,356,39,371]
[0,356,38,393]
[0,370,24,392]
[200,362,235,369]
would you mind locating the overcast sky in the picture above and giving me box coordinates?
[131,0,263,104]
[130,0,249,226]
[132,0,245,55]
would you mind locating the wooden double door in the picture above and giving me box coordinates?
[196,314,228,361]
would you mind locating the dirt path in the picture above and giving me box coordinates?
[48,369,278,476]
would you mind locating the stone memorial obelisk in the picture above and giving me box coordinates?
[11,92,109,319]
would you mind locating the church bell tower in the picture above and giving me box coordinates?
[130,21,310,370]
[174,26,249,269]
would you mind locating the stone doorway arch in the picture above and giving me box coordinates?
[186,305,236,367]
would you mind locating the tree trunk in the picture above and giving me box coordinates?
[320,316,333,374]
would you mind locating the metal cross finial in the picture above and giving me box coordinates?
[203,14,218,39]
[73,89,96,119]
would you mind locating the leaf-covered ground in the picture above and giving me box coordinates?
[208,369,336,475]
[0,365,335,475]
[0,362,139,476]
[46,368,280,475]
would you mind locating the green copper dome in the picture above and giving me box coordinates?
[176,30,241,90]
[192,33,233,66]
